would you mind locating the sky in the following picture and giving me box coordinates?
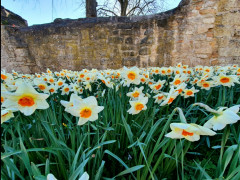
[2,0,181,26]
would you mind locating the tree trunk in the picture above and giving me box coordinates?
[86,0,97,17]
[119,0,128,16]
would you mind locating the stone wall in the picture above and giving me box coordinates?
[1,0,240,74]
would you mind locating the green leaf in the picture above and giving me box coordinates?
[31,162,42,176]
[194,160,211,179]
[113,165,145,178]
[2,158,25,180]
[94,160,105,180]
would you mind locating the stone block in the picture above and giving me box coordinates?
[123,51,135,56]
[116,23,132,29]
[144,29,153,35]
[120,29,133,36]
[112,30,119,35]
[214,26,233,37]
[109,36,123,44]
[194,41,212,54]
[122,57,137,66]
[222,12,240,26]
[203,17,215,24]
[139,47,150,55]
[157,19,168,28]
[140,36,154,45]
[210,59,219,65]
[121,45,134,51]
[199,9,216,15]
[197,24,214,34]
[100,58,109,65]
[196,54,209,58]
[125,37,133,44]
[234,28,240,37]
[14,48,27,57]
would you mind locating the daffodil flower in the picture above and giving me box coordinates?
[122,66,141,86]
[61,85,72,95]
[2,82,49,116]
[213,74,239,87]
[165,123,216,142]
[1,109,14,123]
[60,93,82,114]
[149,80,166,92]
[193,103,240,131]
[183,87,199,98]
[174,82,187,95]
[160,87,179,106]
[203,105,240,131]
[67,96,104,125]
[153,93,166,104]
[127,86,144,99]
[127,95,148,115]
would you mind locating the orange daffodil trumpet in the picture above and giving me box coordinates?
[193,103,240,131]
[183,87,199,98]
[174,82,187,96]
[149,80,166,93]
[170,74,188,87]
[165,107,216,142]
[160,87,179,106]
[61,84,72,95]
[65,96,104,125]
[153,93,167,104]
[2,82,50,116]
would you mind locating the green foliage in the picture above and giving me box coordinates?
[1,76,240,179]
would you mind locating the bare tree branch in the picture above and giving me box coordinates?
[97,0,167,17]
[97,7,118,16]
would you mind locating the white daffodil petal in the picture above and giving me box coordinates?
[170,123,190,130]
[96,106,104,113]
[165,131,183,139]
[36,99,50,109]
[227,105,240,113]
[18,105,37,116]
[79,172,89,180]
[60,100,69,108]
[78,118,89,125]
[185,134,200,142]
[47,174,58,180]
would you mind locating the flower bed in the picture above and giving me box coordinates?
[1,63,240,179]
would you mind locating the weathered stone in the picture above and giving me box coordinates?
[125,37,133,44]
[109,36,123,44]
[203,17,215,24]
[139,47,151,55]
[144,29,154,35]
[1,6,28,26]
[116,23,132,29]
[197,24,214,34]
[123,51,135,56]
[121,45,134,51]
[194,41,212,54]
[119,29,132,36]
[196,54,209,58]
[199,9,216,15]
